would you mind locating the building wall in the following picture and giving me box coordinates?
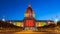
[48,21,55,25]
[36,21,54,27]
[36,22,46,27]
[13,22,24,27]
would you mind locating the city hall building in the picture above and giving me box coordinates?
[6,4,54,30]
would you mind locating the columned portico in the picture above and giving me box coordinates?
[24,19,36,30]
[23,3,37,30]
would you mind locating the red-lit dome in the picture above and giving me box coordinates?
[24,3,35,18]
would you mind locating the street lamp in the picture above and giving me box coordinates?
[54,18,59,24]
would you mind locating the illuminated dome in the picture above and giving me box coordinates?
[24,3,35,18]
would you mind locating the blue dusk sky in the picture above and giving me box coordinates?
[0,0,60,20]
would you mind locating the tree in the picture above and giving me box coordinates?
[57,21,60,26]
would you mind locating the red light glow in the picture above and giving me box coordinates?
[25,20,34,27]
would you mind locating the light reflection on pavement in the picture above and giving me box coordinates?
[0,30,60,34]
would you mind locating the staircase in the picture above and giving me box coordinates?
[22,30,34,32]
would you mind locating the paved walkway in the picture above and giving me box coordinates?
[0,30,60,34]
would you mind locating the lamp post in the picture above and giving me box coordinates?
[54,18,58,24]
[2,16,5,22]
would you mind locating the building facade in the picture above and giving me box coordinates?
[7,4,54,30]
